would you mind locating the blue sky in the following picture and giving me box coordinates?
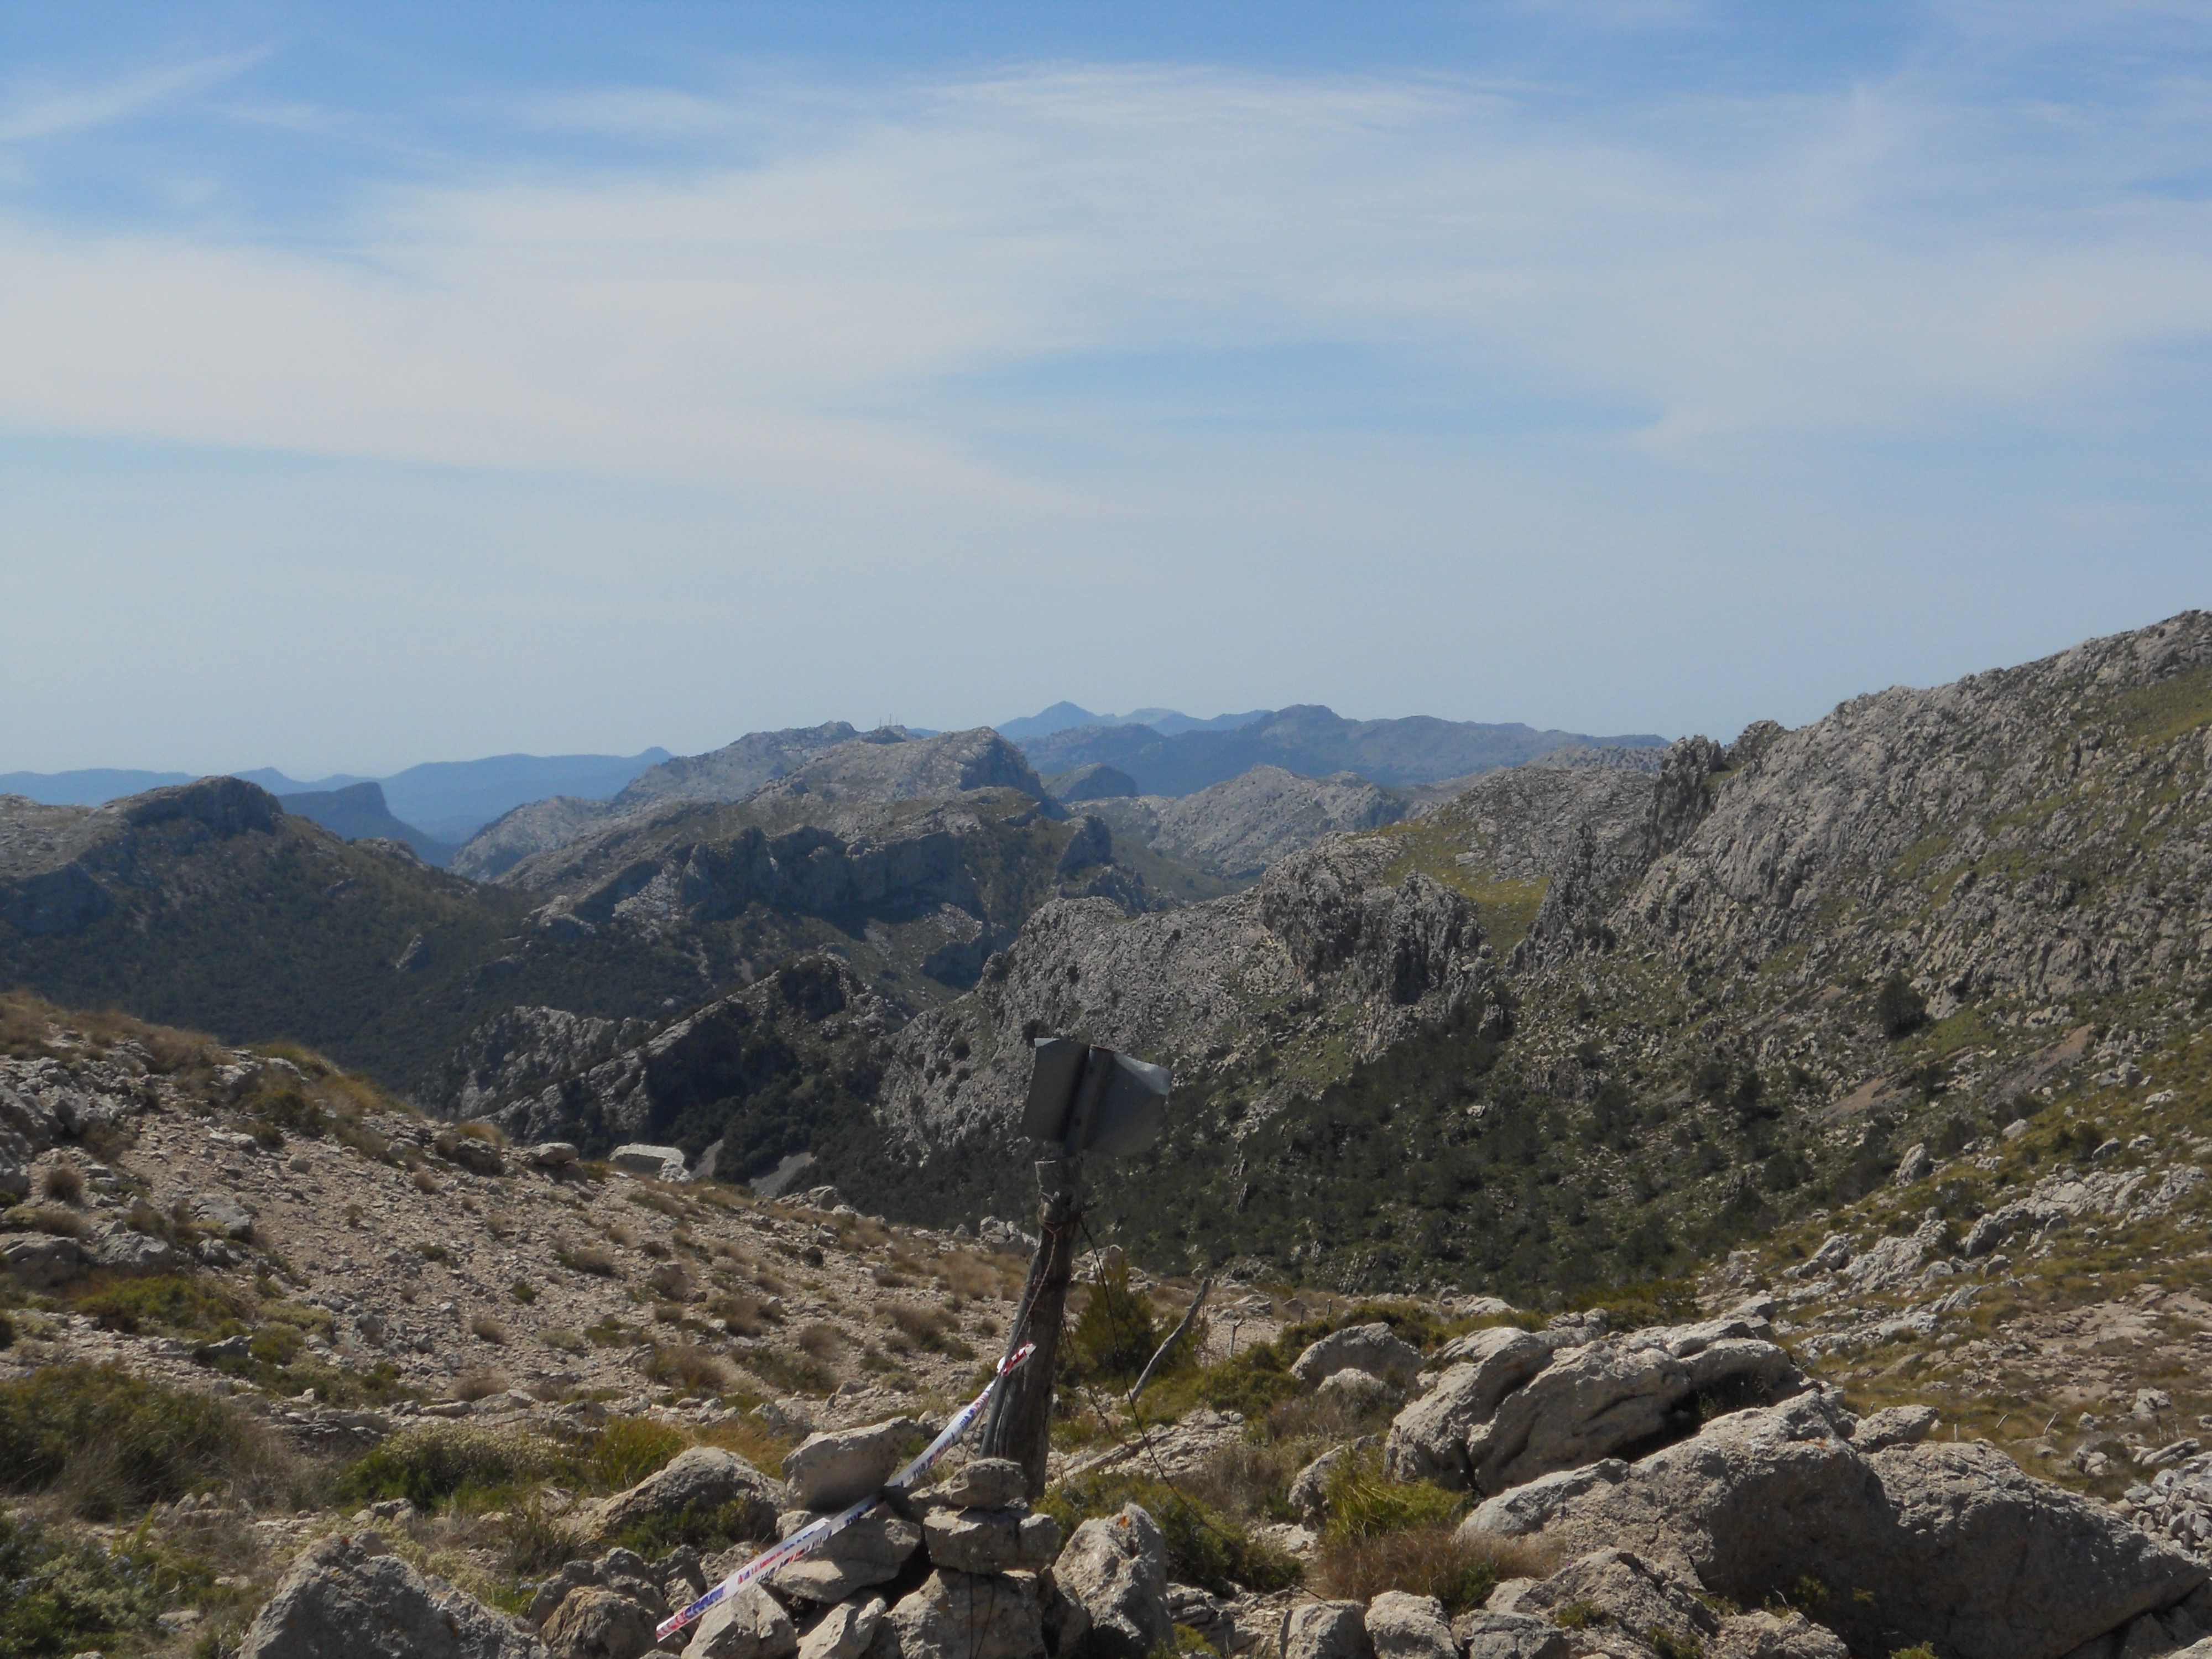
[4,2,2210,775]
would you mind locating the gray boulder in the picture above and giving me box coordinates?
[1710,1610,1851,1658]
[238,1532,546,1658]
[1362,1593,1453,1659]
[609,1143,690,1180]
[525,1551,665,1627]
[1317,1369,1399,1413]
[1468,1337,1802,1495]
[886,1569,1041,1659]
[1053,1504,1170,1659]
[1511,1548,1719,1651]
[1291,1323,1421,1388]
[85,1227,180,1274]
[1519,1395,2206,1659]
[782,1419,923,1510]
[1290,1443,1365,1526]
[526,1141,581,1168]
[684,1585,796,1659]
[1,1230,84,1288]
[920,1508,1060,1575]
[1852,1404,1938,1452]
[541,1587,658,1659]
[1279,1600,1370,1659]
[1461,1460,1629,1540]
[1385,1328,1552,1487]
[596,1447,782,1545]
[936,1459,1027,1511]
[771,1509,921,1602]
[1447,1611,1568,1659]
[797,1597,886,1659]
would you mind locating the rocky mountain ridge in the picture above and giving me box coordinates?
[1016,706,1667,797]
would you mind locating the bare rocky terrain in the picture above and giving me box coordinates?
[9,612,2212,1658]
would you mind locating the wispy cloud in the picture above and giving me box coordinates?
[4,49,2208,495]
[0,50,267,144]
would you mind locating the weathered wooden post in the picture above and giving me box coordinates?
[980,1039,1170,1499]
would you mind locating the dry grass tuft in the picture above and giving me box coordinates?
[451,1369,513,1402]
[1313,1527,1553,1614]
[796,1322,842,1359]
[645,1343,733,1392]
[40,1163,85,1204]
[468,1314,509,1344]
[413,1168,442,1196]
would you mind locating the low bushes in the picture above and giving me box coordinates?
[0,1363,312,1520]
[335,1421,559,1510]
[0,1510,216,1657]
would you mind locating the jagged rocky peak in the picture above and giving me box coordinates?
[1519,608,2212,1006]
[1086,765,1414,879]
[756,727,1055,809]
[877,834,1498,1150]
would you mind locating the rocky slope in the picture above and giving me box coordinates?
[452,726,862,881]
[0,745,1162,1103]
[1018,706,1666,796]
[11,993,2212,1659]
[1084,768,1416,879]
[452,728,1031,881]
[847,613,2212,1296]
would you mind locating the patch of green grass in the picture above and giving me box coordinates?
[1321,1448,1465,1542]
[67,1272,251,1338]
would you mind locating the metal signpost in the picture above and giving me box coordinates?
[979,1037,1171,1497]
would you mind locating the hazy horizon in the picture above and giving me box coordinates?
[6,3,2209,775]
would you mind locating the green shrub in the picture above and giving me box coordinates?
[0,1364,302,1520]
[1321,1448,1465,1541]
[335,1422,559,1510]
[67,1272,251,1338]
[1064,1255,1159,1386]
[0,1511,213,1657]
[1875,973,1928,1039]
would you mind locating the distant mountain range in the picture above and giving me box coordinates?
[1013,704,1667,794]
[276,782,458,867]
[994,702,1272,742]
[0,750,671,847]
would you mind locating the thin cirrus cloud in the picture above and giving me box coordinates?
[2,51,2209,500]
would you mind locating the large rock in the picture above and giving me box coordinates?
[610,1144,690,1181]
[797,1597,886,1659]
[1467,1336,1801,1495]
[238,1532,547,1658]
[1362,1593,1453,1659]
[1290,1443,1365,1526]
[1,1230,84,1288]
[1279,1600,1370,1659]
[782,1419,923,1510]
[684,1585,796,1659]
[920,1508,1061,1575]
[1447,1611,1567,1659]
[85,1227,181,1274]
[886,1569,1042,1659]
[541,1587,659,1659]
[1710,1610,1851,1659]
[1385,1328,1551,1487]
[525,1550,665,1627]
[1515,1394,2207,1659]
[596,1448,781,1545]
[771,1509,921,1602]
[1291,1323,1421,1388]
[936,1459,1027,1511]
[1510,1548,1719,1651]
[1053,1504,1170,1659]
